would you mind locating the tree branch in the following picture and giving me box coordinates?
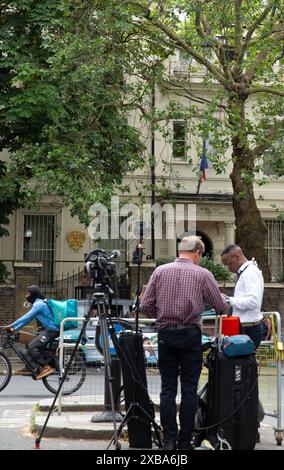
[132,20,176,51]
[234,0,243,63]
[245,31,284,83]
[249,27,283,48]
[125,0,228,87]
[162,79,213,104]
[247,86,284,97]
[164,78,229,111]
[251,120,284,158]
[151,17,229,87]
[239,2,274,63]
[195,8,235,86]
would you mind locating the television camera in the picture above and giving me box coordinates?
[84,249,121,285]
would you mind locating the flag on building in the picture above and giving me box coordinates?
[199,139,208,182]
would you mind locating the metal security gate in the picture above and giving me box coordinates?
[265,219,284,280]
[23,214,56,284]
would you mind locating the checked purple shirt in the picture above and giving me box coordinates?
[141,258,227,331]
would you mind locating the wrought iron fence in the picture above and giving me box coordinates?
[0,259,131,302]
[39,261,131,301]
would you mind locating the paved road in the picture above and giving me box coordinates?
[0,377,113,450]
[0,377,283,450]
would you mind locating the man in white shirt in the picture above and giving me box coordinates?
[221,244,264,349]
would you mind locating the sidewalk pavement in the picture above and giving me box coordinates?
[33,399,283,450]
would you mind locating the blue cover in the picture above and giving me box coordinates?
[47,299,78,330]
[221,334,255,357]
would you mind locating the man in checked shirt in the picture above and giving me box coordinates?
[141,235,228,450]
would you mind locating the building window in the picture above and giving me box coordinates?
[263,143,284,177]
[265,219,284,280]
[23,214,56,284]
[263,151,275,176]
[170,50,193,74]
[173,120,187,159]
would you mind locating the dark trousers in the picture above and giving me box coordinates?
[23,329,58,369]
[241,322,263,429]
[241,323,263,350]
[158,325,202,445]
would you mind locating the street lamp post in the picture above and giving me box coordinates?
[24,229,32,261]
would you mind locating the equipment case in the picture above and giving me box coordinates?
[206,343,259,450]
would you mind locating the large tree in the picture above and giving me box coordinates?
[90,0,284,280]
[2,1,284,279]
[0,0,144,233]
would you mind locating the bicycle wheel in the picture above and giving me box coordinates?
[0,351,12,392]
[95,319,133,356]
[42,350,86,395]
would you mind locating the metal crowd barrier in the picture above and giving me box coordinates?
[57,315,110,414]
[57,315,159,414]
[200,311,284,446]
[258,312,283,445]
[56,310,283,445]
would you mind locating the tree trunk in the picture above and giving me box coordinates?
[230,144,271,281]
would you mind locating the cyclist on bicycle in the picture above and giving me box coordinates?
[1,285,59,379]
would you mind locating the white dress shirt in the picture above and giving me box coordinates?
[229,260,264,324]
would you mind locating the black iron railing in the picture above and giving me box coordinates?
[39,261,130,300]
[0,259,130,300]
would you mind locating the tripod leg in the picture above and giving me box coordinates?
[107,407,134,450]
[152,421,163,448]
[98,301,120,449]
[35,308,91,448]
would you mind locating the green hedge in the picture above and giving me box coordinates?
[199,257,231,282]
[155,256,231,282]
[0,262,10,283]
[155,256,176,266]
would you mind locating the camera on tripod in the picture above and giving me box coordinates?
[84,249,121,285]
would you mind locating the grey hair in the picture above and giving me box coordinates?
[178,235,205,254]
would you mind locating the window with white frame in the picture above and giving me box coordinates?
[173,120,187,159]
[263,141,284,177]
[265,219,284,280]
[170,50,193,74]
[263,151,275,176]
[23,214,56,284]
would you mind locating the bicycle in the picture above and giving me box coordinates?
[0,327,86,395]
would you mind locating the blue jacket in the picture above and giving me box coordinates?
[11,298,58,332]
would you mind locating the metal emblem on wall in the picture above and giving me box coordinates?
[66,230,86,251]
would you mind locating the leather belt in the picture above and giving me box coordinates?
[161,324,198,331]
[242,319,263,327]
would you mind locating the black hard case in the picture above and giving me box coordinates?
[119,332,154,448]
[206,350,259,450]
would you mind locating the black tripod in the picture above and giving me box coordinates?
[35,297,91,448]
[107,235,162,450]
[34,284,120,450]
[90,287,120,448]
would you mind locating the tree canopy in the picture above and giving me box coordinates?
[86,0,284,279]
[0,0,144,233]
[1,0,284,279]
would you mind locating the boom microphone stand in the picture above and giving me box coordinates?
[132,240,143,334]
[107,223,162,449]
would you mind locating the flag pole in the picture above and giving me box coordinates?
[196,139,208,194]
[196,174,201,194]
